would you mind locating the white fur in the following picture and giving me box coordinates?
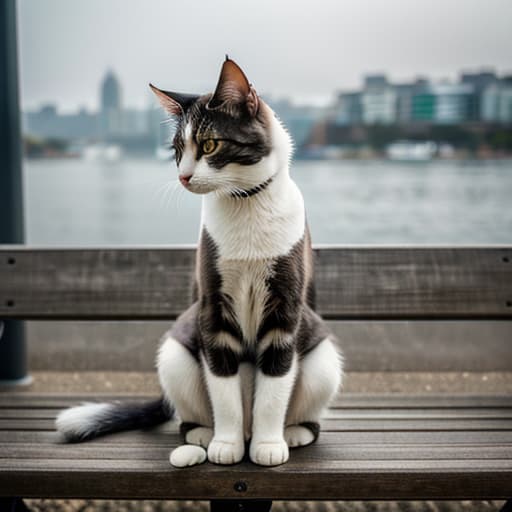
[250,355,298,466]
[202,170,305,260]
[185,426,214,448]
[286,337,343,426]
[170,444,207,468]
[284,425,315,448]
[157,335,212,427]
[55,403,112,439]
[202,356,245,465]
[178,122,195,178]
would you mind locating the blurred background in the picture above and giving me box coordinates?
[17,0,512,245]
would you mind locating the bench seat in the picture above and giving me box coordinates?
[1,393,511,501]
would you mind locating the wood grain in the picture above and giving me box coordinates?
[1,246,511,319]
[0,393,510,409]
[0,393,510,500]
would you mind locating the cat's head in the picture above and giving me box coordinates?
[150,57,291,196]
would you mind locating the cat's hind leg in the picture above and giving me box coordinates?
[285,337,343,448]
[158,332,213,467]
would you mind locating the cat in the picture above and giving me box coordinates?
[56,57,343,468]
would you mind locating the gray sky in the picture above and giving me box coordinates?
[17,0,512,112]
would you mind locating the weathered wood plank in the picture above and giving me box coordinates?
[2,429,512,446]
[4,407,512,420]
[1,246,511,319]
[0,464,510,500]
[2,417,511,432]
[2,443,511,462]
[1,393,511,409]
[2,457,511,471]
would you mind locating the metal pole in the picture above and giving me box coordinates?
[0,0,31,386]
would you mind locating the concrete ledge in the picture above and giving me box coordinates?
[9,370,512,394]
[26,320,512,372]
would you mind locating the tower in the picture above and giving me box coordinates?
[99,70,122,137]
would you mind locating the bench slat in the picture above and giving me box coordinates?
[1,246,511,319]
[0,394,511,500]
[2,429,512,445]
[2,417,511,432]
[0,393,510,409]
[1,443,511,461]
[3,407,512,420]
[0,463,510,500]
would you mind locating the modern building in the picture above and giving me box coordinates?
[431,83,475,124]
[331,92,362,126]
[481,82,512,123]
[361,75,397,125]
[461,71,498,120]
[395,79,429,123]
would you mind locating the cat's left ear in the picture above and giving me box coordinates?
[207,57,259,117]
[149,83,198,116]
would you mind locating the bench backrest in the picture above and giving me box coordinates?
[1,246,511,321]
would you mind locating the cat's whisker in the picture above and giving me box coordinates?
[166,180,182,211]
[154,180,173,208]
[159,179,181,211]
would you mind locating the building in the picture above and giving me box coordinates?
[100,70,123,137]
[269,98,326,148]
[461,71,497,120]
[481,81,512,123]
[23,70,157,153]
[395,79,429,123]
[431,83,475,124]
[361,75,397,125]
[24,104,98,139]
[331,92,362,126]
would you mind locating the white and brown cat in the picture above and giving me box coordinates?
[56,58,343,468]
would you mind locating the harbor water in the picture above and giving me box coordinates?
[23,158,512,246]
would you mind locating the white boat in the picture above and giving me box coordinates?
[82,144,122,162]
[386,141,437,162]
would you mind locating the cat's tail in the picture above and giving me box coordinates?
[55,396,174,442]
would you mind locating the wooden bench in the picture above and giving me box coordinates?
[0,246,511,511]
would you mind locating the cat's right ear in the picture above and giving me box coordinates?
[149,84,198,116]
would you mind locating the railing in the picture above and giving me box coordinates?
[2,245,511,321]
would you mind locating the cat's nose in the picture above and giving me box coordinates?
[179,173,192,187]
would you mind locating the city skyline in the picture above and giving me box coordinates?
[23,67,512,160]
[17,0,512,112]
[23,65,511,115]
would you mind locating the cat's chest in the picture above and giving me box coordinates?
[201,182,306,260]
[217,259,272,344]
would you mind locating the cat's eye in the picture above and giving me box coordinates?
[202,139,218,155]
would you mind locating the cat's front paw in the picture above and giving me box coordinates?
[249,438,289,466]
[207,437,244,465]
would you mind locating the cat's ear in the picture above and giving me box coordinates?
[149,83,198,116]
[207,57,259,117]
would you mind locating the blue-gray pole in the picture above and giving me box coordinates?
[0,0,31,386]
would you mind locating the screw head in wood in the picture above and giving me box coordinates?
[234,480,247,492]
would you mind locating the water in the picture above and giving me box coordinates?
[23,158,512,245]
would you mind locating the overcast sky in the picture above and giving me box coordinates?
[17,0,512,112]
